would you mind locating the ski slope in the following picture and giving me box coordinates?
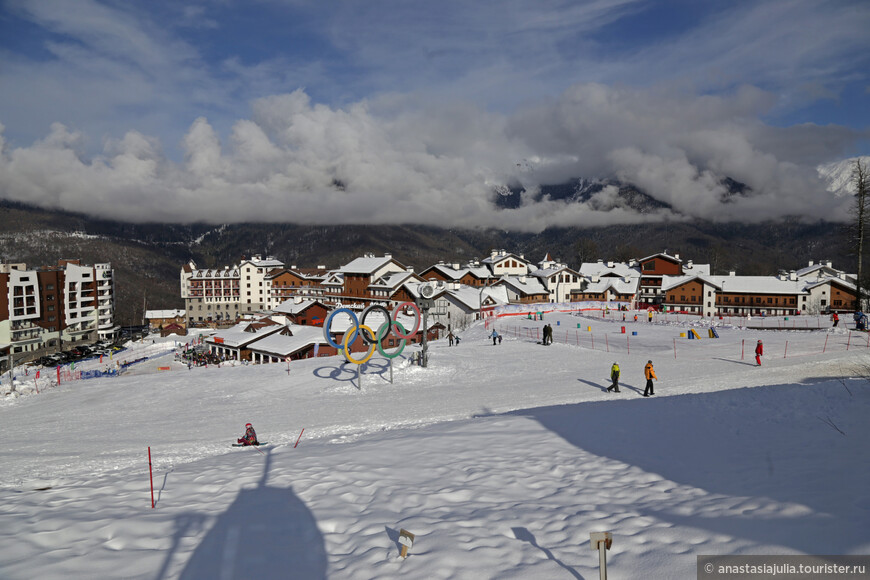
[1,311,868,579]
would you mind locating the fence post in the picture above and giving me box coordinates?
[823,334,829,353]
[741,339,744,360]
[847,332,852,351]
[673,338,677,359]
[783,341,788,359]
[606,334,609,353]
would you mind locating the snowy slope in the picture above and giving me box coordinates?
[1,311,869,579]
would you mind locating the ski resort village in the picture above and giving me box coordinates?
[1,249,869,579]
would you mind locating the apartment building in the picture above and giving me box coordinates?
[0,260,117,360]
[181,255,284,326]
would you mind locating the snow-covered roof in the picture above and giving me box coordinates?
[638,252,681,264]
[581,277,639,295]
[145,309,186,319]
[372,271,417,289]
[423,264,466,281]
[244,257,285,268]
[497,276,548,296]
[206,320,284,348]
[438,285,509,311]
[579,261,639,279]
[247,325,327,357]
[273,299,325,315]
[529,265,580,279]
[803,276,856,292]
[339,255,400,274]
[482,253,529,267]
[680,262,711,276]
[662,275,807,295]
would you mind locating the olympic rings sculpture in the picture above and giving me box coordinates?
[322,302,421,365]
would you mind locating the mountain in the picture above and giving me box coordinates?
[1,199,855,326]
[818,156,870,197]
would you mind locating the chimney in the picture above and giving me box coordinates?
[294,296,303,304]
[597,259,603,264]
[317,265,326,270]
[808,260,814,267]
[450,282,460,290]
[729,271,736,277]
[687,260,693,268]
[827,261,832,268]
[839,272,846,280]
[674,253,680,260]
[592,275,600,283]
[519,275,526,283]
[384,253,392,258]
[453,263,460,269]
[789,271,797,281]
[607,261,614,268]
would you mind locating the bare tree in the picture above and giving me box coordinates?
[574,238,599,266]
[853,159,869,311]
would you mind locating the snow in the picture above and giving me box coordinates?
[1,312,869,579]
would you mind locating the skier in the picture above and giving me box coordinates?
[490,329,499,346]
[832,312,839,328]
[607,362,621,392]
[448,331,454,346]
[648,310,653,323]
[498,334,503,345]
[755,340,763,366]
[454,335,461,346]
[643,360,657,397]
[237,423,259,446]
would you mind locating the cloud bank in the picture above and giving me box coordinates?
[0,84,864,231]
[1,0,868,231]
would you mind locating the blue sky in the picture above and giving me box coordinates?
[0,0,868,227]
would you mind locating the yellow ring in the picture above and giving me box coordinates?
[344,324,376,365]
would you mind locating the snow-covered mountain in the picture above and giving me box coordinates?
[817,156,870,197]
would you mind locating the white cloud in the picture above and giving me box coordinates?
[0,84,862,230]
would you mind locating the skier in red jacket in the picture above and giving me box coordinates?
[755,340,763,366]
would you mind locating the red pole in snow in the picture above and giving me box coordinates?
[294,428,305,448]
[57,365,61,385]
[627,334,630,355]
[741,339,744,360]
[823,334,829,353]
[673,338,677,359]
[34,378,39,394]
[847,332,852,351]
[148,447,155,509]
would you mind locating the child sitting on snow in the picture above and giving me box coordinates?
[237,423,259,446]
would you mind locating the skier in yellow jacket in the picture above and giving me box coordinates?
[607,362,621,393]
[643,360,657,397]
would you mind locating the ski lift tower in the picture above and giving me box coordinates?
[417,283,439,367]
